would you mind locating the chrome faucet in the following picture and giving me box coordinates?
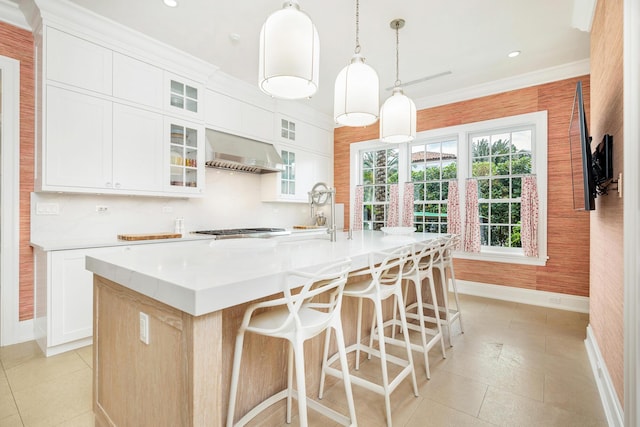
[308,182,337,242]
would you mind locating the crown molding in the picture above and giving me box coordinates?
[0,0,30,30]
[413,59,590,111]
[29,0,217,82]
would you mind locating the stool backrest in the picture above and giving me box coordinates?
[367,246,410,292]
[438,234,460,263]
[410,239,441,276]
[238,258,351,335]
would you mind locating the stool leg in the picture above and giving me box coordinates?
[333,323,358,425]
[286,342,294,424]
[438,265,453,346]
[395,289,419,398]
[226,331,246,427]
[293,337,309,427]
[373,298,393,427]
[448,263,464,334]
[367,305,376,360]
[412,277,431,379]
[355,297,363,370]
[427,270,447,359]
[318,329,332,399]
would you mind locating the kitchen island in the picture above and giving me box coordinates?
[86,230,439,426]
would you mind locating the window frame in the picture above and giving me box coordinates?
[470,124,535,253]
[350,111,548,266]
[409,135,460,234]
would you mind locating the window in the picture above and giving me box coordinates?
[350,111,547,266]
[281,119,296,141]
[410,138,458,233]
[361,148,398,230]
[471,127,533,250]
[281,150,295,195]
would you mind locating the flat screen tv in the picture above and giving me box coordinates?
[569,81,596,211]
[593,134,614,188]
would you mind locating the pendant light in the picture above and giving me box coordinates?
[259,0,319,100]
[380,19,416,143]
[333,0,379,127]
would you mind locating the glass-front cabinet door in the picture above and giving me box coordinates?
[166,118,204,195]
[164,72,203,120]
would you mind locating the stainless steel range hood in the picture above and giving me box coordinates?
[205,129,284,174]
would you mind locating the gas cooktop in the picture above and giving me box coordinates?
[193,227,290,239]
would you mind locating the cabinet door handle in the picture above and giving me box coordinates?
[105,182,112,188]
[115,182,121,189]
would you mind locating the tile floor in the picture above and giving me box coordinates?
[0,294,606,426]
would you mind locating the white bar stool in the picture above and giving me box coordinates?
[432,234,464,345]
[226,259,357,427]
[388,240,447,379]
[318,246,418,427]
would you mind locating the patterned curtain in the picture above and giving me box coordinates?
[446,180,461,248]
[464,179,481,252]
[402,182,414,227]
[521,176,539,257]
[352,185,364,231]
[387,184,399,227]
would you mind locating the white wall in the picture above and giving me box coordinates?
[31,168,315,242]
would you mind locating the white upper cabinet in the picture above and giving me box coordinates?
[112,103,164,192]
[165,117,205,195]
[45,86,113,189]
[44,86,167,194]
[205,90,242,132]
[165,73,203,120]
[204,90,274,142]
[275,115,332,155]
[113,53,164,108]
[261,145,331,203]
[46,27,113,95]
[38,24,207,197]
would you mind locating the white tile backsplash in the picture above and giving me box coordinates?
[31,169,316,242]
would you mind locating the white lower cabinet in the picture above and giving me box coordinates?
[261,146,331,203]
[34,246,125,356]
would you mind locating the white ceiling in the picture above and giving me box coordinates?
[65,0,591,117]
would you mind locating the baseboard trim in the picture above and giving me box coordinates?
[15,319,34,344]
[455,280,590,313]
[585,325,624,427]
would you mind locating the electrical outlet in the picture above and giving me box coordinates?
[96,205,109,214]
[162,206,173,213]
[139,312,150,345]
[549,297,562,305]
[36,203,60,215]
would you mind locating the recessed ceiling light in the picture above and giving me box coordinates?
[163,0,178,7]
[508,50,521,58]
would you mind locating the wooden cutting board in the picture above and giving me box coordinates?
[293,225,326,229]
[117,232,182,241]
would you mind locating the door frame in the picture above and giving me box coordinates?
[623,0,639,424]
[0,55,23,346]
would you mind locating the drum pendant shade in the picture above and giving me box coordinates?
[380,86,416,143]
[380,19,416,143]
[259,2,319,100]
[334,55,379,127]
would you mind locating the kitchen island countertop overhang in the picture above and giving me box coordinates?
[85,230,440,316]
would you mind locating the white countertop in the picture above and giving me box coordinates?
[85,230,440,316]
[29,227,326,251]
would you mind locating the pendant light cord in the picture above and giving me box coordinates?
[354,0,361,54]
[394,21,401,87]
